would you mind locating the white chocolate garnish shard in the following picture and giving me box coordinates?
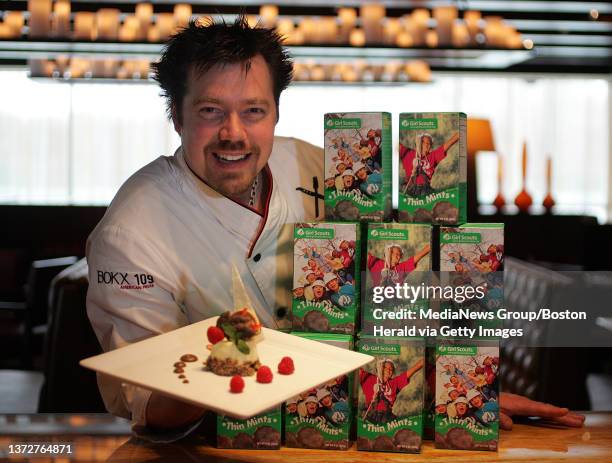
[231,264,265,342]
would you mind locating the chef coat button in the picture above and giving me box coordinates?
[253,253,261,262]
[276,307,287,319]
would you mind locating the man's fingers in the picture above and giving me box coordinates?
[502,393,569,418]
[500,412,513,430]
[523,401,569,419]
[550,413,586,428]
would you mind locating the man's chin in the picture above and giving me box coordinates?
[211,178,254,199]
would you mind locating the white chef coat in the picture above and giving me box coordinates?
[86,136,323,430]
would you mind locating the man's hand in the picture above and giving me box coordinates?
[500,392,585,430]
[145,391,207,430]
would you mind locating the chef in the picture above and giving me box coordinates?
[86,16,584,441]
[86,17,322,438]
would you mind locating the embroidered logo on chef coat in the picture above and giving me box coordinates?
[96,270,155,290]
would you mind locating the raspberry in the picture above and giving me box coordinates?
[207,326,225,344]
[278,356,295,375]
[256,366,273,384]
[230,375,245,393]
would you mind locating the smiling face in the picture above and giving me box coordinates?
[293,287,304,298]
[313,285,325,299]
[326,278,339,292]
[382,361,394,382]
[356,167,367,180]
[174,55,277,199]
[435,404,447,414]
[455,402,468,415]
[389,246,403,267]
[306,273,316,284]
[343,175,354,188]
[287,403,297,413]
[321,395,332,407]
[420,135,432,154]
[306,401,318,415]
[470,395,483,409]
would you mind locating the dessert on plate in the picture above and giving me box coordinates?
[205,265,264,376]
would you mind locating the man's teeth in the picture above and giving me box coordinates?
[215,153,249,162]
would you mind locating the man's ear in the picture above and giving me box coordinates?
[171,104,182,135]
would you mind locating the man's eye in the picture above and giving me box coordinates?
[199,107,222,117]
[244,107,266,118]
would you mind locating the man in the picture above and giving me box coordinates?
[360,357,424,424]
[87,17,583,439]
[323,272,353,309]
[86,18,322,436]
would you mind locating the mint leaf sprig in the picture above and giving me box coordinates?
[220,322,251,354]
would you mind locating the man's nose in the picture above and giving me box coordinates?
[219,112,246,142]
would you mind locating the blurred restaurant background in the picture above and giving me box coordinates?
[0,0,611,420]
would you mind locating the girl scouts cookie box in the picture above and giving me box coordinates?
[284,333,353,450]
[398,112,467,225]
[356,335,425,453]
[292,222,360,334]
[217,406,281,449]
[324,112,392,222]
[435,341,500,451]
[440,224,504,274]
[361,223,432,335]
[439,223,504,330]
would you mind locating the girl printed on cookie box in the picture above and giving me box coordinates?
[434,342,500,451]
[398,112,466,225]
[357,336,425,453]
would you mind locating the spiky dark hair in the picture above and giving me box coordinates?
[152,16,293,122]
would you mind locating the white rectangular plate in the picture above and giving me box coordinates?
[80,317,373,419]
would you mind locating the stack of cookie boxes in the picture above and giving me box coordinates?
[325,112,502,453]
[221,112,503,452]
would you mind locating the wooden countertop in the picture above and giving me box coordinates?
[1,412,611,462]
